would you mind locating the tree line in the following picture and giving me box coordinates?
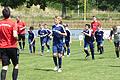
[0,0,120,17]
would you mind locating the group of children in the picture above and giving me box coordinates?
[27,16,120,73]
[27,16,71,72]
[82,24,104,60]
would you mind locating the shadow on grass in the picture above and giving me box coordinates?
[70,58,88,61]
[34,68,54,72]
[109,65,120,67]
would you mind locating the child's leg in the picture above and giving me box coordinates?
[114,42,119,58]
[84,42,90,57]
[90,42,95,60]
[33,41,35,53]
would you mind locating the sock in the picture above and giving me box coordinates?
[90,48,95,60]
[23,42,25,50]
[84,50,90,56]
[101,46,104,52]
[12,69,18,80]
[100,47,103,54]
[116,50,119,58]
[58,57,62,68]
[29,45,32,53]
[41,46,44,54]
[19,42,22,49]
[67,47,70,55]
[1,69,7,80]
[33,46,35,53]
[53,56,57,66]
[97,45,100,52]
[46,44,50,50]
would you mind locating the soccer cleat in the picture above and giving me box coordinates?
[85,55,90,59]
[58,68,62,72]
[53,66,58,71]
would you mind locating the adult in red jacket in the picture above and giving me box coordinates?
[16,16,26,50]
[0,7,19,80]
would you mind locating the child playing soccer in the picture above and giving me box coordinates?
[38,24,48,55]
[95,26,104,54]
[63,24,71,57]
[82,24,95,60]
[28,26,35,54]
[109,26,120,58]
[52,16,67,72]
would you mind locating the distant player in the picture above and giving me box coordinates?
[91,16,101,35]
[82,24,95,60]
[95,26,104,54]
[28,26,35,54]
[0,7,19,80]
[109,26,120,58]
[44,23,52,53]
[52,16,67,72]
[38,23,48,55]
[63,24,71,57]
[16,16,26,51]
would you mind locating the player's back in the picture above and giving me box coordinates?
[0,18,17,48]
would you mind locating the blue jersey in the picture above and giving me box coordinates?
[38,29,48,38]
[95,30,104,42]
[83,29,94,42]
[65,28,71,42]
[52,24,66,44]
[28,30,35,41]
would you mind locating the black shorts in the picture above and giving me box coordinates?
[0,48,19,66]
[18,34,25,41]
[114,41,120,47]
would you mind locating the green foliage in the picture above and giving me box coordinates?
[0,0,26,8]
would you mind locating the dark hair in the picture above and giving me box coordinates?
[2,7,10,19]
[112,26,117,31]
[29,26,34,30]
[85,24,91,28]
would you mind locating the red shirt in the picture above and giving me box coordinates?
[91,21,101,33]
[17,21,26,34]
[0,18,18,48]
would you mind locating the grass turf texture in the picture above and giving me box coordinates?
[0,39,120,80]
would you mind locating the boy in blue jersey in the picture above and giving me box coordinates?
[28,26,35,54]
[82,24,95,60]
[52,16,67,72]
[44,24,52,53]
[95,26,104,54]
[38,24,48,55]
[63,24,71,57]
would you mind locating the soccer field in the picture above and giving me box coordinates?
[1,39,120,80]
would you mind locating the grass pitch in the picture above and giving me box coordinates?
[1,39,120,80]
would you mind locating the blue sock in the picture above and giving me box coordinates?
[90,48,94,60]
[29,45,32,53]
[67,47,70,55]
[41,46,44,53]
[58,57,62,68]
[53,56,57,66]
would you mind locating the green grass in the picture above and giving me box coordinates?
[1,39,120,80]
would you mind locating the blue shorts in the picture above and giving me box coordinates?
[97,41,103,46]
[65,41,70,47]
[40,37,47,46]
[53,43,64,54]
[46,37,51,44]
[84,41,94,49]
[28,39,35,46]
